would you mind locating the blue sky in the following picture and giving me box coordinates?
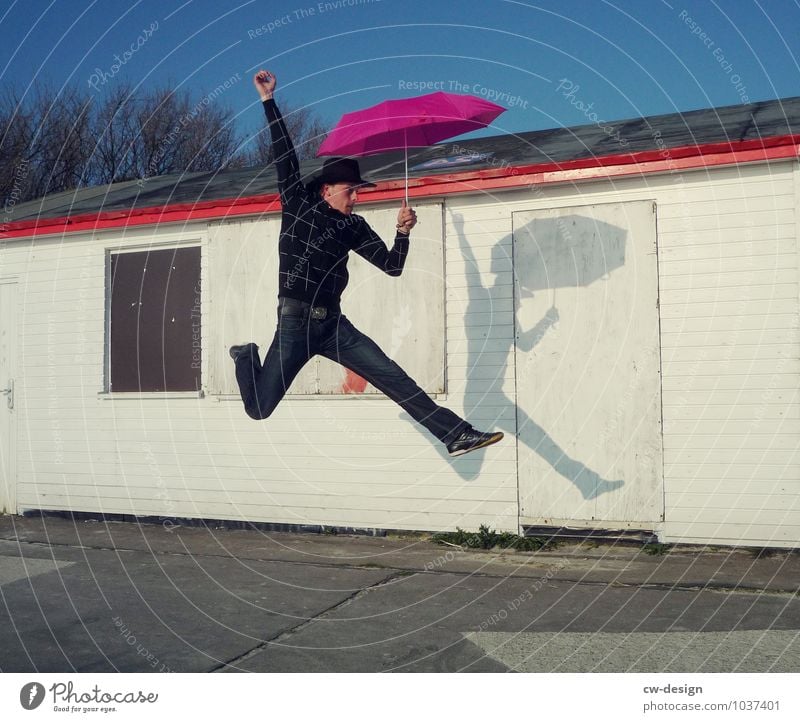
[1,0,798,145]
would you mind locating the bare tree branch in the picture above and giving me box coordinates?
[1,80,330,207]
[89,84,140,184]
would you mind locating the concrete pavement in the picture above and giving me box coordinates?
[1,515,798,673]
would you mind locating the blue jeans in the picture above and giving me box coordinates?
[234,303,469,445]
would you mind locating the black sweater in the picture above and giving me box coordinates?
[263,99,409,309]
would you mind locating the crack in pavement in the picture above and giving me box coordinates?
[209,571,414,672]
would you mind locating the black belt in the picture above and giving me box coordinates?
[278,297,338,321]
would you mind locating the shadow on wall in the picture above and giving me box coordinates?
[441,210,626,501]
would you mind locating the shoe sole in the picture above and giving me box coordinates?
[448,432,504,457]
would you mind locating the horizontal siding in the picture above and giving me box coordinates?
[21,484,515,514]
[662,388,797,405]
[660,313,795,334]
[662,374,798,393]
[663,420,798,436]
[664,435,798,452]
[18,441,519,466]
[658,224,796,248]
[663,505,800,527]
[664,446,797,462]
[655,160,799,548]
[662,341,795,363]
[657,208,795,233]
[663,522,800,547]
[659,238,797,264]
[664,462,798,481]
[663,404,798,422]
[20,472,514,494]
[661,358,799,378]
[659,269,795,291]
[661,284,796,306]
[660,254,797,278]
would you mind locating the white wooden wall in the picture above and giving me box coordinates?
[1,209,517,534]
[0,156,797,546]
[656,161,799,548]
[444,158,799,548]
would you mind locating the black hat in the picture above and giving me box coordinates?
[313,157,376,188]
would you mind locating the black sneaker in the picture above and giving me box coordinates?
[447,427,504,457]
[229,343,258,362]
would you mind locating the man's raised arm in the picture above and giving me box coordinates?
[254,70,302,204]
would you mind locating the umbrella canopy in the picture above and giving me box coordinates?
[317,91,505,157]
[514,214,627,292]
[317,91,506,201]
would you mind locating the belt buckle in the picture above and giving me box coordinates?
[310,306,327,320]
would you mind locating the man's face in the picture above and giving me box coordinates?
[323,182,359,215]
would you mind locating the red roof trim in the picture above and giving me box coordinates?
[2,134,799,240]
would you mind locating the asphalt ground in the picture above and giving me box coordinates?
[1,514,799,674]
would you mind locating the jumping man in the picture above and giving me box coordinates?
[230,69,503,457]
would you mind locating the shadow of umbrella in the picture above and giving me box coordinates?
[513,213,627,301]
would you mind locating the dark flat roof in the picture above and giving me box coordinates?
[7,95,800,224]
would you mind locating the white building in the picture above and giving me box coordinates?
[1,96,798,548]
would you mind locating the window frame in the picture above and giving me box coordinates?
[104,240,202,395]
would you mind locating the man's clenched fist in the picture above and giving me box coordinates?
[396,201,417,235]
[253,69,276,100]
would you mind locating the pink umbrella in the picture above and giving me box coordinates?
[317,91,506,202]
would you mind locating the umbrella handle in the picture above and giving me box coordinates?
[404,131,408,206]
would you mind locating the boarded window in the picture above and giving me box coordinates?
[205,202,445,397]
[109,246,201,392]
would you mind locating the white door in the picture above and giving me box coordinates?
[0,280,17,514]
[513,201,663,528]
